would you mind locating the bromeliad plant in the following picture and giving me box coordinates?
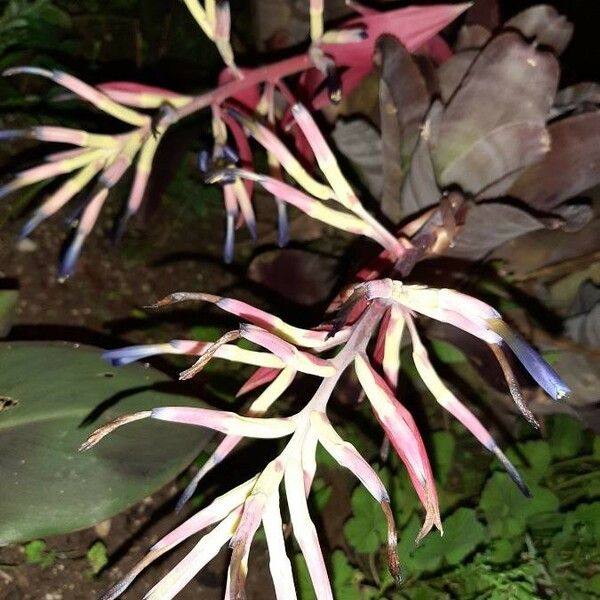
[2,0,594,598]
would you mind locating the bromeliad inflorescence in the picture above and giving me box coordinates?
[0,0,469,276]
[83,280,570,599]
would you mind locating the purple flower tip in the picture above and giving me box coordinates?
[58,234,84,281]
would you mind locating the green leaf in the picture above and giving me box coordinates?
[331,550,362,600]
[430,340,467,364]
[390,466,420,527]
[344,485,387,554]
[0,289,18,338]
[311,478,332,512]
[480,472,559,538]
[431,430,455,485]
[397,509,485,577]
[486,538,521,564]
[504,440,552,483]
[23,539,55,567]
[548,415,584,459]
[593,436,600,461]
[0,342,210,543]
[413,508,485,571]
[189,325,223,342]
[86,540,108,575]
[293,553,317,600]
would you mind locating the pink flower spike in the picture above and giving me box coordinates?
[404,314,531,498]
[124,132,164,220]
[262,489,297,599]
[105,339,284,370]
[58,187,109,280]
[149,291,332,349]
[372,307,391,368]
[144,507,242,600]
[100,478,257,600]
[236,172,371,237]
[310,411,388,501]
[240,324,336,376]
[157,476,257,551]
[150,406,296,438]
[310,0,324,42]
[3,66,150,126]
[355,353,441,541]
[302,428,319,496]
[310,411,401,581]
[237,366,281,397]
[19,159,104,239]
[182,0,214,40]
[214,0,241,77]
[391,283,502,344]
[291,103,357,209]
[383,305,405,390]
[0,126,118,148]
[321,4,471,68]
[284,451,333,600]
[233,177,257,240]
[229,459,284,599]
[231,111,334,200]
[0,148,107,200]
[97,81,192,108]
[176,367,296,511]
[44,147,90,162]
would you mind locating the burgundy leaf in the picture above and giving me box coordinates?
[331,119,382,199]
[445,202,548,260]
[437,50,478,102]
[375,35,432,221]
[505,5,573,55]
[439,121,550,197]
[432,33,559,175]
[455,24,491,51]
[509,112,600,211]
[400,101,443,216]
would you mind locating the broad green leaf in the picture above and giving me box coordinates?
[480,472,559,538]
[0,342,209,543]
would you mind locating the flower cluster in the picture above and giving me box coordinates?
[84,279,569,599]
[0,1,469,276]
